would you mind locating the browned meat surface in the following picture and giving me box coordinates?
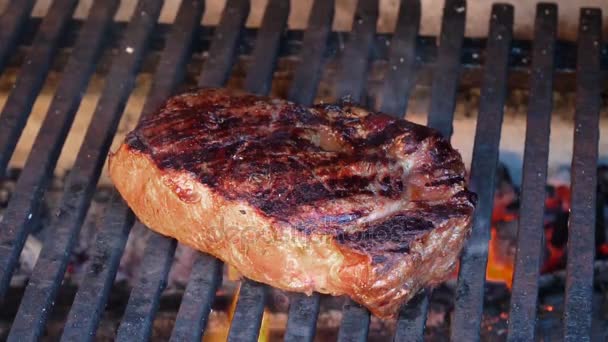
[108,88,476,318]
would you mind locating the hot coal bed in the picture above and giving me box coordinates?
[0,0,608,341]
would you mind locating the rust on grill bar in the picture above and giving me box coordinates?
[564,8,602,341]
[507,4,557,341]
[0,0,604,340]
[451,4,513,341]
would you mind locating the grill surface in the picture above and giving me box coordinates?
[0,0,604,341]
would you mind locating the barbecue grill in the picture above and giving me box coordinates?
[0,0,603,340]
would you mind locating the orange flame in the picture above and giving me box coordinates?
[485,228,514,288]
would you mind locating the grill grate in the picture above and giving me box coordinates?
[507,4,556,341]
[0,0,603,341]
[564,8,601,341]
[0,0,37,78]
[451,4,513,341]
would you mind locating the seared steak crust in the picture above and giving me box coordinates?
[110,88,476,318]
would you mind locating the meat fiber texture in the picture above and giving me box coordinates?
[108,88,477,318]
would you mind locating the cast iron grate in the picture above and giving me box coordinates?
[0,0,602,341]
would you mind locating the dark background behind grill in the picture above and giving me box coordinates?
[0,0,605,341]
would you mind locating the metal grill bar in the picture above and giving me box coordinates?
[228,280,267,342]
[198,0,250,88]
[2,1,119,339]
[115,231,178,341]
[169,1,251,340]
[227,1,290,340]
[283,1,334,340]
[377,2,425,339]
[114,1,205,340]
[61,195,134,342]
[564,8,602,341]
[391,1,461,338]
[377,0,420,116]
[337,301,370,342]
[393,290,429,341]
[285,293,321,342]
[507,4,557,341]
[334,1,380,340]
[0,0,94,298]
[243,0,289,95]
[286,0,334,106]
[0,0,78,175]
[334,0,378,103]
[170,253,223,341]
[139,0,206,120]
[34,0,164,339]
[0,2,113,298]
[0,1,601,340]
[450,4,513,341]
[0,0,37,73]
[426,0,466,138]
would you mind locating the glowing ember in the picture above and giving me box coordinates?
[481,168,602,287]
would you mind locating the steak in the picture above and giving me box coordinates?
[108,88,477,318]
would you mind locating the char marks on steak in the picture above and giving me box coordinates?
[110,88,476,318]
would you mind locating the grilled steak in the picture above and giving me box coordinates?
[108,88,476,318]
